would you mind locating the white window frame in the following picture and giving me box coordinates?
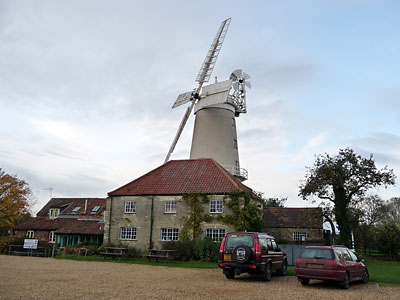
[233,139,238,149]
[293,231,307,241]
[206,229,226,242]
[49,208,60,219]
[49,231,56,243]
[120,227,137,240]
[209,200,223,214]
[164,200,177,214]
[91,205,100,214]
[26,230,34,238]
[124,201,136,213]
[160,228,178,241]
[71,207,81,214]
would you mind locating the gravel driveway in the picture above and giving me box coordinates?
[1,255,399,300]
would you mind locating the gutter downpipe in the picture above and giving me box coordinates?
[107,196,112,245]
[149,196,154,250]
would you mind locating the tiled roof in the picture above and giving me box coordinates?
[263,207,322,229]
[14,217,104,235]
[109,158,260,198]
[37,198,106,217]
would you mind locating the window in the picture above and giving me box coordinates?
[232,118,236,127]
[206,229,225,242]
[91,206,101,214]
[233,139,238,149]
[210,200,223,214]
[293,231,307,241]
[334,250,343,261]
[160,228,178,241]
[165,201,177,213]
[226,234,254,249]
[271,239,278,251]
[120,227,137,240]
[124,201,136,213]
[26,230,34,238]
[344,250,352,261]
[260,238,268,252]
[49,208,60,219]
[71,207,81,214]
[300,248,334,260]
[49,231,56,243]
[348,250,358,262]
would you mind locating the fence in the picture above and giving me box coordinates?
[8,244,51,257]
[279,244,307,266]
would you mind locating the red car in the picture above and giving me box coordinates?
[295,246,369,289]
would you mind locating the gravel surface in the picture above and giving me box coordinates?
[1,255,399,300]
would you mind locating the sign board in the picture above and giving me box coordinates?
[23,239,38,249]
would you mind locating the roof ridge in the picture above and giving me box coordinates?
[209,158,242,191]
[108,160,174,195]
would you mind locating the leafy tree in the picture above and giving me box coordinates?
[220,191,263,232]
[382,197,400,224]
[0,169,33,231]
[264,197,287,207]
[376,222,400,260]
[299,148,395,247]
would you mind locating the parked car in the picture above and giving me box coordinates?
[295,245,369,289]
[218,232,287,281]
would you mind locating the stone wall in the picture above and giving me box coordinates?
[104,195,235,251]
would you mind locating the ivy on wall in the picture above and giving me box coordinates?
[218,191,263,232]
[180,191,264,241]
[179,193,212,241]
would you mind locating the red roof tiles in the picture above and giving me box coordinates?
[109,158,258,197]
[264,207,322,229]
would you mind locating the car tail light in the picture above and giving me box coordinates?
[255,239,261,254]
[219,237,226,260]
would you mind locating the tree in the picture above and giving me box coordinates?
[376,222,400,260]
[0,168,33,230]
[264,197,287,208]
[382,197,400,224]
[299,148,396,247]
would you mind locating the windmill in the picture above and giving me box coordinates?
[165,18,251,181]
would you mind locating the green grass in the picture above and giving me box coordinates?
[363,258,400,285]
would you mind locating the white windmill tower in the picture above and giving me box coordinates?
[164,18,251,181]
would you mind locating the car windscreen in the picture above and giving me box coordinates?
[226,235,254,249]
[300,248,334,260]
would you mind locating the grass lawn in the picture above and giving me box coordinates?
[364,258,400,285]
[56,255,399,285]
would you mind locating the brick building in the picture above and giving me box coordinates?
[263,207,323,244]
[14,198,106,246]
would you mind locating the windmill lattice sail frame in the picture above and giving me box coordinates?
[164,18,231,164]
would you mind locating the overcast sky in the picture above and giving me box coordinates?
[1,0,399,214]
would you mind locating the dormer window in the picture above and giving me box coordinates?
[71,207,81,214]
[91,206,101,214]
[49,208,60,219]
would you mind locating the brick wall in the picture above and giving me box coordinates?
[264,227,323,244]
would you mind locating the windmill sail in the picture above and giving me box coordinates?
[164,18,231,164]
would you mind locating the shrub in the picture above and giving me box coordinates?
[162,240,193,261]
[193,237,220,262]
[126,246,141,258]
[376,222,400,260]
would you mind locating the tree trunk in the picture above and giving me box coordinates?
[333,187,351,247]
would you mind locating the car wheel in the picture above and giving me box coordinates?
[232,245,252,264]
[262,263,272,281]
[362,269,369,284]
[341,273,350,289]
[299,277,310,286]
[277,260,287,276]
[225,269,235,280]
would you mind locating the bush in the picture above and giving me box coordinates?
[0,236,50,254]
[126,246,141,258]
[162,240,194,261]
[193,237,220,262]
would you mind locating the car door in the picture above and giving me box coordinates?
[343,249,357,281]
[269,239,284,270]
[348,250,364,280]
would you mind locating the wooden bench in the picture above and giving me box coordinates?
[100,247,128,260]
[145,249,175,262]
